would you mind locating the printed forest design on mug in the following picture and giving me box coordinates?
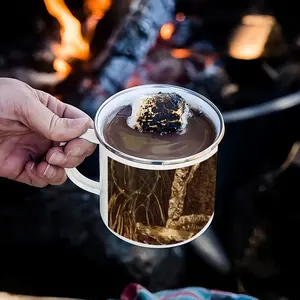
[61,84,225,248]
[108,154,217,245]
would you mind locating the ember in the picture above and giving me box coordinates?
[160,23,175,41]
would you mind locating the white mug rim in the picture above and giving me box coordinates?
[94,84,225,167]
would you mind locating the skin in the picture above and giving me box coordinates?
[0,78,96,187]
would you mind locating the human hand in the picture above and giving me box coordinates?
[0,78,96,187]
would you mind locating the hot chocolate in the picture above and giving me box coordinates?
[103,104,216,160]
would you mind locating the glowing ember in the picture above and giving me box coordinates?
[176,13,185,22]
[171,48,191,59]
[160,23,175,40]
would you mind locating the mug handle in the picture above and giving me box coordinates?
[60,129,100,195]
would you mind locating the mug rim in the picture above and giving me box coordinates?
[94,84,225,166]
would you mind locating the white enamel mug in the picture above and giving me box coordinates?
[63,84,225,248]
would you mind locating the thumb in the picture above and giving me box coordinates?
[28,98,92,142]
[46,115,91,142]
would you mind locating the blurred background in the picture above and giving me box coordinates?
[1,0,300,299]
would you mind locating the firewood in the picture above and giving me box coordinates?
[81,0,175,103]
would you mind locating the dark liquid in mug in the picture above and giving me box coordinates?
[103,106,216,160]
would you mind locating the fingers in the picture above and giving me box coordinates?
[28,100,92,142]
[35,161,67,185]
[15,162,48,187]
[15,161,67,188]
[46,139,96,168]
[19,138,97,188]
[26,89,94,142]
[17,136,95,187]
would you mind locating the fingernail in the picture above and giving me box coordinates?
[69,118,90,129]
[67,148,84,157]
[49,151,66,165]
[30,162,35,170]
[43,164,56,179]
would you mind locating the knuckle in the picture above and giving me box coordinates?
[48,115,59,140]
[48,115,65,141]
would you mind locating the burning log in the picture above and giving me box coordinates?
[98,0,175,93]
[2,0,174,111]
[1,0,115,92]
[78,0,175,112]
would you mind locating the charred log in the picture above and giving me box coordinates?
[70,0,175,114]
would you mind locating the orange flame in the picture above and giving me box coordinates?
[85,0,112,19]
[171,48,191,59]
[160,23,175,40]
[53,59,72,78]
[84,0,112,42]
[43,0,111,78]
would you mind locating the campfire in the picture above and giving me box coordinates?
[0,0,175,110]
[43,0,112,80]
[0,0,117,88]
[1,0,299,115]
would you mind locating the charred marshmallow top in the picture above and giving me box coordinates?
[127,92,191,135]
